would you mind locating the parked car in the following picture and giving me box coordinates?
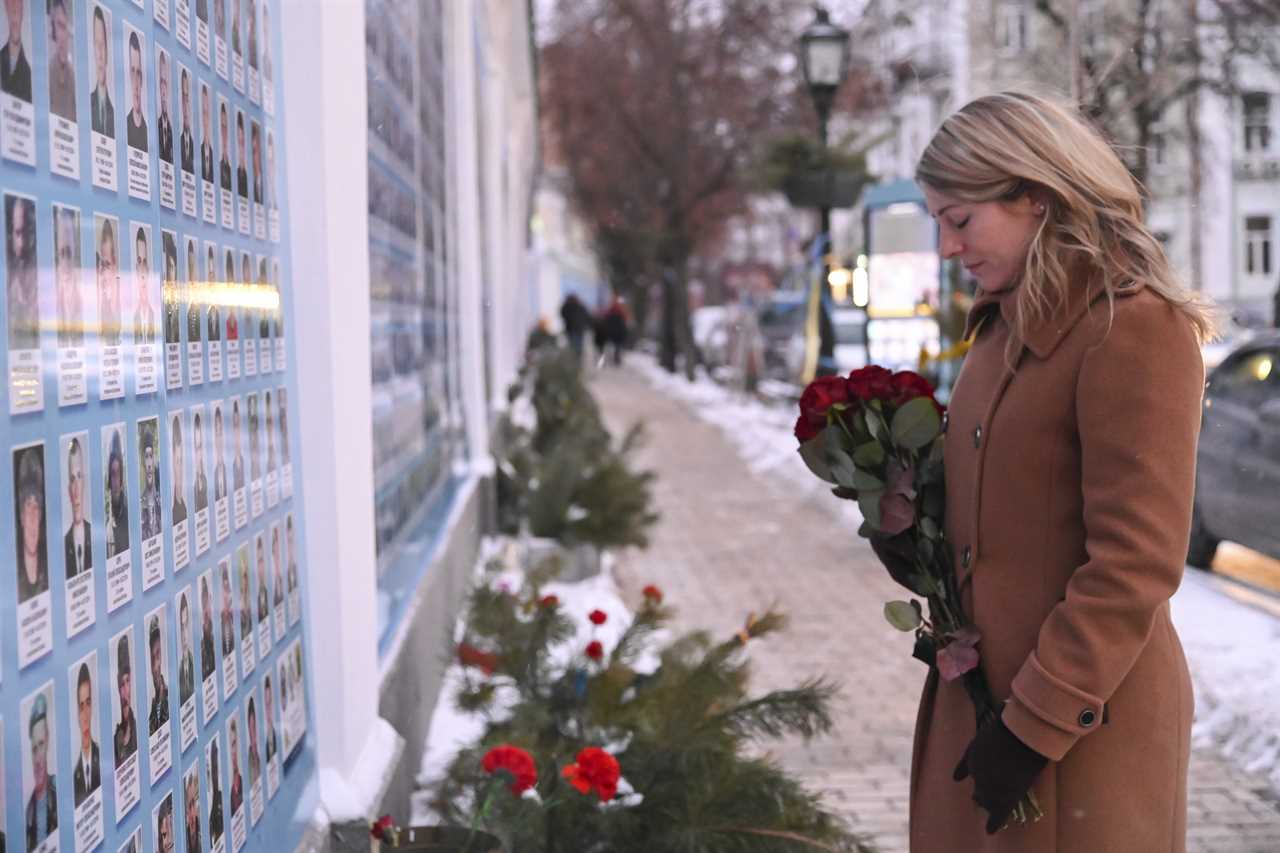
[1188,332,1280,570]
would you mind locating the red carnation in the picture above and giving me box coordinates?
[642,585,663,604]
[457,642,499,676]
[588,609,608,625]
[847,365,895,402]
[561,747,621,801]
[585,640,604,660]
[481,744,538,794]
[539,594,559,608]
[370,815,396,840]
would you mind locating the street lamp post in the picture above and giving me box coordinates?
[799,5,850,378]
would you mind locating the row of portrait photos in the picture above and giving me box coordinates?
[13,395,295,672]
[1,0,279,181]
[5,628,307,853]
[6,194,287,414]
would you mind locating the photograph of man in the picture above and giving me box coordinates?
[270,526,282,606]
[96,217,121,345]
[263,674,277,763]
[170,413,187,525]
[178,591,196,705]
[179,66,194,172]
[47,0,75,119]
[24,689,58,847]
[245,0,255,67]
[229,0,238,54]
[125,28,146,150]
[250,121,262,203]
[103,426,129,557]
[234,109,247,197]
[227,716,243,814]
[213,404,228,501]
[54,205,83,349]
[205,244,221,339]
[139,421,162,540]
[2,0,32,102]
[184,767,201,853]
[89,4,113,137]
[217,99,230,190]
[286,514,297,596]
[186,239,201,342]
[112,632,138,763]
[224,251,238,340]
[199,82,213,181]
[200,574,216,679]
[265,130,276,209]
[156,47,172,163]
[246,696,260,784]
[64,436,92,577]
[73,660,101,807]
[154,791,174,853]
[14,444,48,603]
[147,614,169,734]
[6,193,38,351]
[193,409,209,512]
[231,398,244,489]
[132,224,156,341]
[260,2,270,82]
[247,393,259,480]
[278,387,290,465]
[163,232,180,345]
[119,829,140,853]
[264,389,275,469]
[206,737,224,843]
[254,535,267,623]
[219,563,234,654]
[237,550,251,638]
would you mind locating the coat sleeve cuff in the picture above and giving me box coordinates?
[1004,652,1106,761]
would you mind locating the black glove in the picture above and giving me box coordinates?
[953,710,1048,834]
[868,531,923,593]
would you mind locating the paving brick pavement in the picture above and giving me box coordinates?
[592,365,1280,853]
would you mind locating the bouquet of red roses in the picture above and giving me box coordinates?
[795,365,1042,827]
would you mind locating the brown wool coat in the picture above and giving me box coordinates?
[909,279,1203,852]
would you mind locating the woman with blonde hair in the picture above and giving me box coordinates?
[907,91,1214,851]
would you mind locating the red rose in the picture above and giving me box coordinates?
[794,413,822,443]
[798,376,849,427]
[890,370,943,413]
[846,365,895,402]
[585,640,604,660]
[481,744,539,794]
[642,585,663,604]
[539,594,559,608]
[457,642,499,676]
[588,609,608,625]
[561,747,621,801]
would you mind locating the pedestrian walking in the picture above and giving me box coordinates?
[892,91,1215,852]
[601,296,631,367]
[559,293,592,361]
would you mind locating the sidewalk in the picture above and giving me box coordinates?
[593,363,1280,853]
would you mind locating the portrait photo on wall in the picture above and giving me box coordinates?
[205,732,225,851]
[145,604,174,785]
[47,0,80,178]
[6,192,39,353]
[108,624,140,821]
[70,652,107,853]
[138,416,165,589]
[20,680,58,852]
[2,0,36,165]
[13,441,49,604]
[88,2,117,189]
[122,20,152,199]
[152,788,175,853]
[61,431,97,639]
[162,230,180,347]
[178,62,195,171]
[130,222,157,343]
[95,214,122,348]
[100,422,130,564]
[53,203,84,350]
[155,45,173,164]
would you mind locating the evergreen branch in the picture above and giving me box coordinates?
[701,679,838,742]
[704,826,858,852]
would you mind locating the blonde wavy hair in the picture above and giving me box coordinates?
[915,91,1216,347]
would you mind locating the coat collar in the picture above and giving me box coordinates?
[962,272,1146,360]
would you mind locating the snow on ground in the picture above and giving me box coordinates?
[630,352,1280,794]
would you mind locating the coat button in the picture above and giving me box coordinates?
[1078,709,1097,727]
[962,546,972,569]
[973,425,983,448]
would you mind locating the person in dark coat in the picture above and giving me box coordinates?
[601,296,631,366]
[559,293,592,359]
